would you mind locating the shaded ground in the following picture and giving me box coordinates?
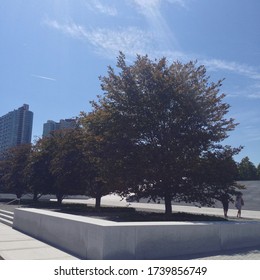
[0,199,226,222]
[56,203,228,222]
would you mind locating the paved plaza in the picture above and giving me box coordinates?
[0,222,79,260]
[1,181,260,260]
[1,194,260,260]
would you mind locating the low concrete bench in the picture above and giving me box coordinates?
[13,208,260,259]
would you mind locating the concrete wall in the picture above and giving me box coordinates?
[13,208,260,259]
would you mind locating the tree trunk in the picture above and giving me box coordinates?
[16,191,22,199]
[56,193,63,205]
[33,191,39,202]
[164,192,172,215]
[95,195,101,210]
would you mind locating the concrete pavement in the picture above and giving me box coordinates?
[0,222,79,260]
[190,246,260,260]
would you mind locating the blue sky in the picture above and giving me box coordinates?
[1,0,259,165]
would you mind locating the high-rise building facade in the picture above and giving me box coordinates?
[0,104,33,154]
[42,118,76,137]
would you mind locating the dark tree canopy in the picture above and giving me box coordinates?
[257,164,260,180]
[0,144,32,198]
[194,147,244,205]
[237,156,258,180]
[79,112,123,208]
[45,128,90,203]
[27,128,91,204]
[86,52,241,214]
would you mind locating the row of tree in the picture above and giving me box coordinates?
[0,53,246,214]
[0,129,107,207]
[237,157,260,181]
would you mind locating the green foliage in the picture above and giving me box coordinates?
[48,129,88,203]
[38,128,92,203]
[0,144,32,198]
[194,147,244,205]
[257,164,260,180]
[83,52,241,214]
[79,112,121,208]
[26,136,55,200]
[237,157,258,180]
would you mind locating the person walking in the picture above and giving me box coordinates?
[220,193,229,218]
[235,193,244,218]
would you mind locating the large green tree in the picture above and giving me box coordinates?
[79,113,121,209]
[47,128,90,204]
[194,147,244,206]
[86,53,241,214]
[28,128,91,204]
[26,137,56,201]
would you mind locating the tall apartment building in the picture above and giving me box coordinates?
[42,118,76,137]
[0,104,33,154]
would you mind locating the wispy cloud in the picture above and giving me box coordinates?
[132,0,189,10]
[85,0,117,16]
[248,83,260,99]
[31,74,56,81]
[44,19,156,58]
[44,20,87,40]
[248,93,260,99]
[44,19,260,83]
[169,0,189,8]
[241,126,260,143]
[201,58,260,81]
[130,0,260,83]
[86,27,155,57]
[44,0,260,96]
[225,82,260,99]
[131,0,181,50]
[228,110,260,143]
[44,19,191,63]
[132,0,161,10]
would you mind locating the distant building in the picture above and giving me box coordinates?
[42,120,59,137]
[0,104,33,154]
[42,118,76,137]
